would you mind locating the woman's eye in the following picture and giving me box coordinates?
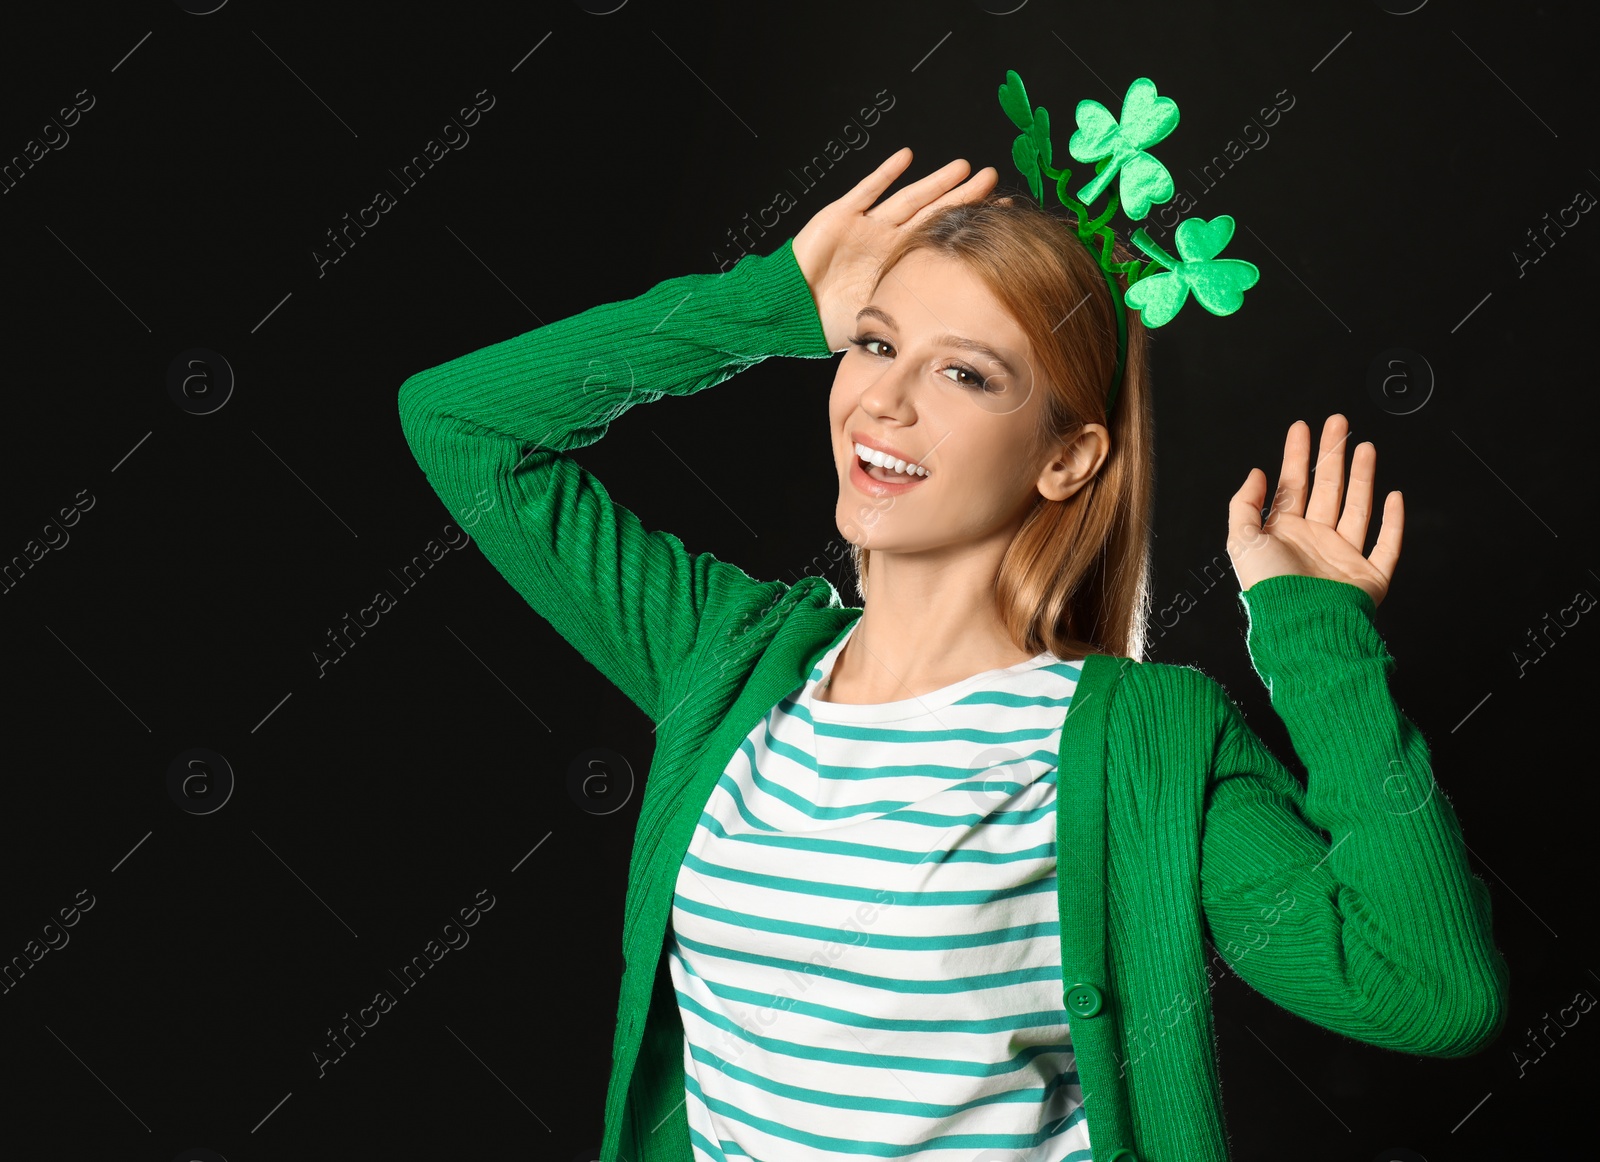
[847,335,893,359]
[941,365,990,391]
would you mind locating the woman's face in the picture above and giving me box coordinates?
[828,247,1061,555]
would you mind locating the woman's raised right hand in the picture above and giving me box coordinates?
[791,147,998,352]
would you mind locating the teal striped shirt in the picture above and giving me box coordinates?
[671,621,1092,1160]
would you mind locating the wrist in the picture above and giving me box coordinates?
[788,232,842,351]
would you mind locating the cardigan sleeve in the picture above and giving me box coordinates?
[1197,573,1511,1056]
[397,239,833,722]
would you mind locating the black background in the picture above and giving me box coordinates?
[1,1,1593,1159]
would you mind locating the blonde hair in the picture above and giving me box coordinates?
[847,193,1155,661]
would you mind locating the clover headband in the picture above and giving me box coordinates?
[999,69,1261,412]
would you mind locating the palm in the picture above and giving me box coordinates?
[1227,414,1403,607]
[792,148,999,352]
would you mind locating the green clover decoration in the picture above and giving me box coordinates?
[1125,216,1261,327]
[997,69,1260,332]
[1068,77,1179,220]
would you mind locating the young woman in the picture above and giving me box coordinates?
[399,148,1509,1162]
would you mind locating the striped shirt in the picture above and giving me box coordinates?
[668,620,1091,1160]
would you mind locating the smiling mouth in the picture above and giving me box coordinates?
[860,456,923,483]
[852,441,931,482]
[849,454,931,496]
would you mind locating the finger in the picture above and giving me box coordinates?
[1368,490,1404,583]
[905,166,1000,229]
[1267,420,1311,526]
[1227,466,1268,554]
[1336,440,1377,551]
[1304,414,1350,527]
[873,157,975,226]
[843,147,916,212]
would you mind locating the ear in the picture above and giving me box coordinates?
[1037,423,1110,502]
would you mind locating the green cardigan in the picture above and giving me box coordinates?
[397,238,1510,1162]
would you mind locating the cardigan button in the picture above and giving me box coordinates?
[1106,1150,1139,1161]
[1065,982,1105,1018]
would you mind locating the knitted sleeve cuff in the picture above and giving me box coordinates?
[1236,573,1387,683]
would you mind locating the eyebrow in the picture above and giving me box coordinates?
[854,306,1022,381]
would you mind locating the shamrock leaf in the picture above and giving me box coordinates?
[1068,77,1179,220]
[1012,132,1042,201]
[1029,105,1052,173]
[1000,69,1054,203]
[1123,216,1260,327]
[998,69,1034,131]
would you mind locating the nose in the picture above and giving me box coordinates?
[855,353,918,425]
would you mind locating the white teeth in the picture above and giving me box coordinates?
[854,442,929,477]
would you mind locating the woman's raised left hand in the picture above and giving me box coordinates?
[1227,414,1403,607]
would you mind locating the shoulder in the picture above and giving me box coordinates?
[1115,656,1228,701]
[1102,656,1236,733]
[1083,659,1240,804]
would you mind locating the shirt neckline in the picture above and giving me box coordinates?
[803,623,1059,724]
